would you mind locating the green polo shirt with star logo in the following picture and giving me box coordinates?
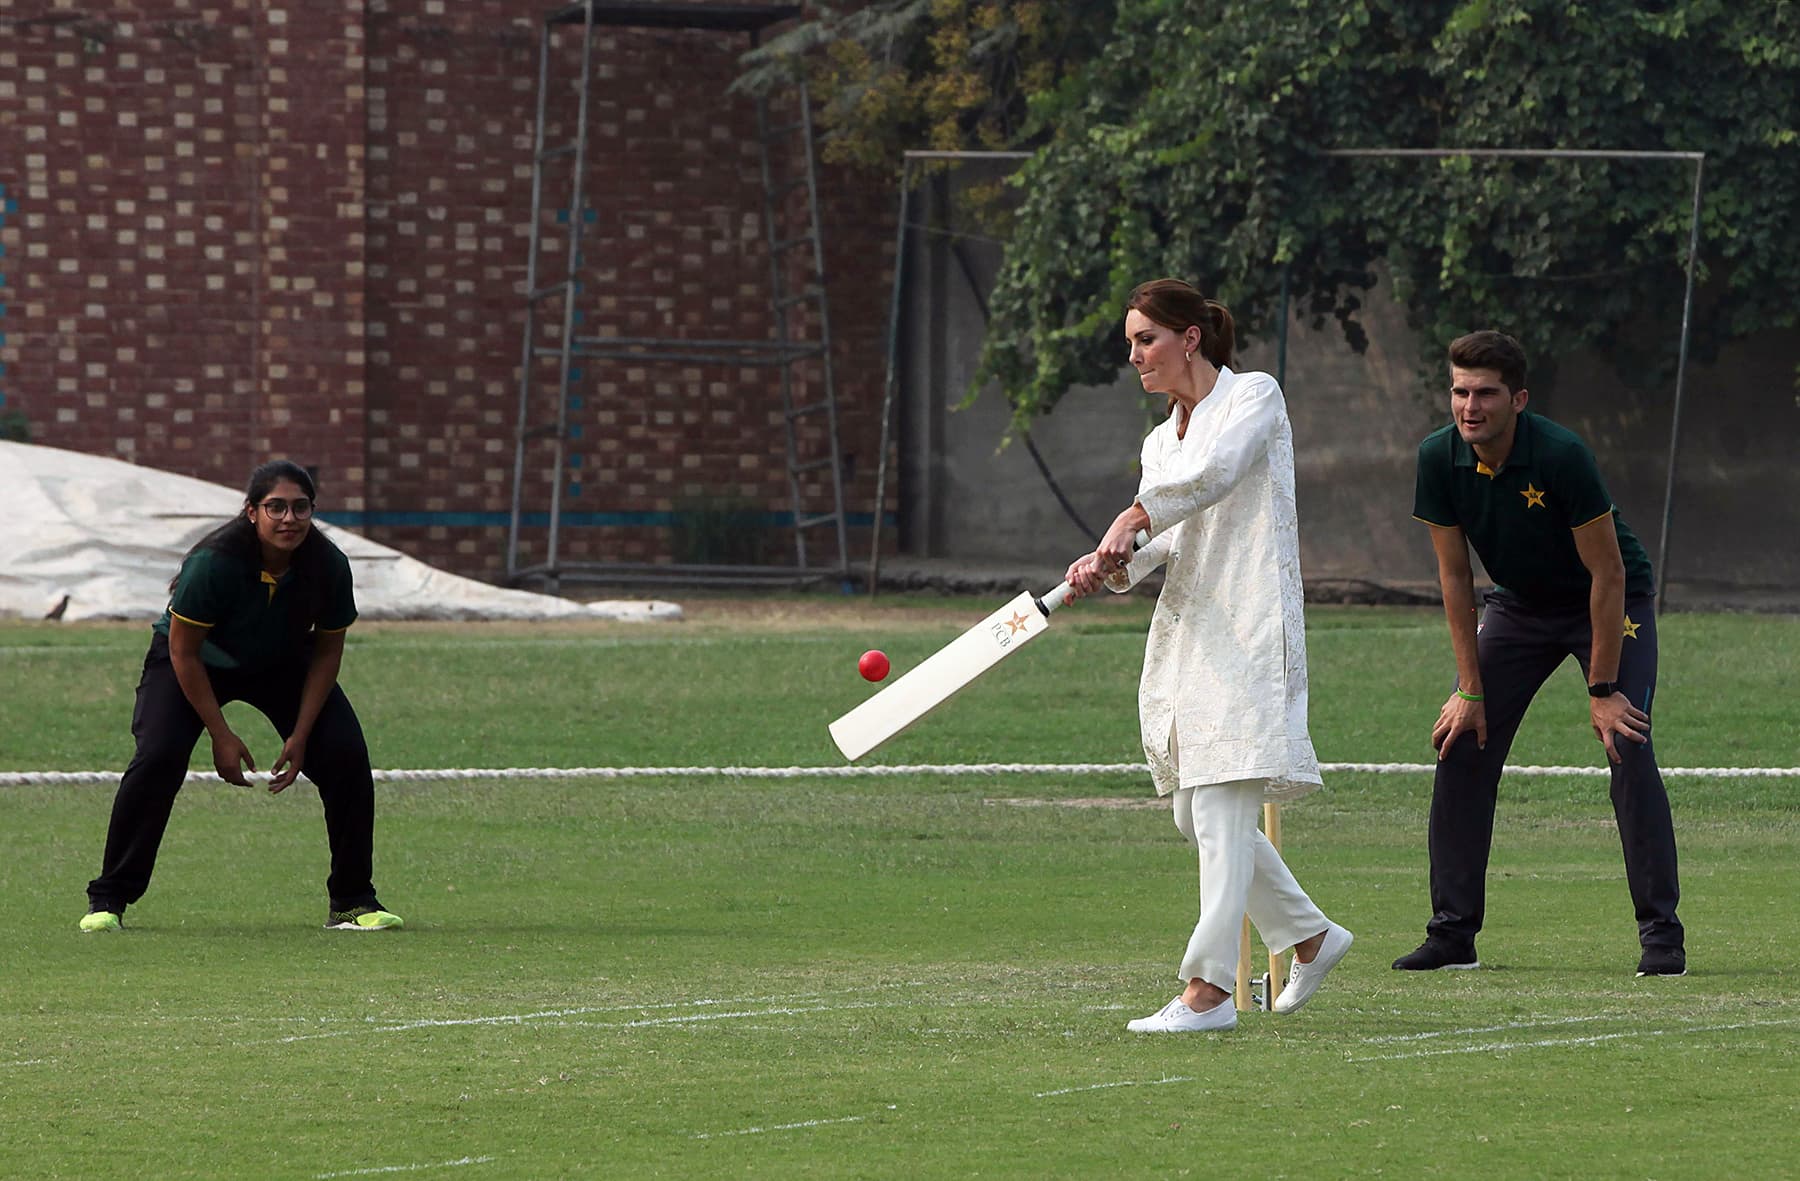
[153,542,357,670]
[1413,411,1655,609]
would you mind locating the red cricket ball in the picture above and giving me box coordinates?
[858,649,890,682]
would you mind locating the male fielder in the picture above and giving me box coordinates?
[1394,330,1686,978]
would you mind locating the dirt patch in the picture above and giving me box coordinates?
[984,796,1163,810]
[606,586,1155,634]
[668,596,975,632]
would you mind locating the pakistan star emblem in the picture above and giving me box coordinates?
[1520,483,1546,508]
[1622,615,1641,639]
[1005,611,1032,635]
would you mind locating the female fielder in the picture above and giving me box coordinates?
[80,460,403,933]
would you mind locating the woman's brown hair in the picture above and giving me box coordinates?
[1126,279,1235,412]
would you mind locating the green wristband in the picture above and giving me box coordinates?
[1455,687,1484,703]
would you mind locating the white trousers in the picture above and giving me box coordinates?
[1172,779,1329,991]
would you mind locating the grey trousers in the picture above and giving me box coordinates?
[1424,592,1683,952]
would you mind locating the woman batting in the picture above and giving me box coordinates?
[80,460,403,933]
[1066,279,1350,1031]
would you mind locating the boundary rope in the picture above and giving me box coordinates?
[3,761,1797,787]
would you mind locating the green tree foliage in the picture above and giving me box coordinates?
[978,0,1799,419]
[736,1,1118,166]
[754,2,1797,422]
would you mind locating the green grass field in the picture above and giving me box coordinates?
[1,599,1796,1179]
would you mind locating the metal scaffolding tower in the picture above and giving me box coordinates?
[507,0,850,589]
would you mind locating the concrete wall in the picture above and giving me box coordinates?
[894,168,1800,608]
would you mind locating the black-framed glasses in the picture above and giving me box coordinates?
[258,498,314,520]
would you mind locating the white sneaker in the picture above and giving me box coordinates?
[1125,995,1238,1033]
[1273,921,1353,1014]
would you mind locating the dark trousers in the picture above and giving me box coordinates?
[1426,592,1683,952]
[87,634,380,914]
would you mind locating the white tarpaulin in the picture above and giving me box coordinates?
[0,442,682,623]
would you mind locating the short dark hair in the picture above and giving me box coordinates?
[1448,331,1527,392]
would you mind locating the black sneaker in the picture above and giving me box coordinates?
[1636,947,1686,977]
[1391,941,1480,971]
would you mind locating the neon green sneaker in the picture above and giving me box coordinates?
[79,911,122,933]
[325,905,404,931]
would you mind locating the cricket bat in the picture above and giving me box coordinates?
[828,531,1149,761]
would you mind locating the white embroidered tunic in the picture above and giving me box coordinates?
[1113,366,1322,801]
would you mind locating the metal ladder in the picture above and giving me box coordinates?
[755,76,849,576]
[506,0,849,588]
[506,1,597,591]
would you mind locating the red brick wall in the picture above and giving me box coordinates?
[0,0,894,581]
[256,1,370,506]
[2,4,268,485]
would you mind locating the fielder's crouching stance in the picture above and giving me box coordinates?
[1065,280,1353,1032]
[80,460,404,934]
[1395,330,1684,978]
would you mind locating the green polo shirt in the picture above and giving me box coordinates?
[1413,411,1654,608]
[153,541,358,670]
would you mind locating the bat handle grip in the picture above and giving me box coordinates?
[1038,530,1150,615]
[1096,529,1152,594]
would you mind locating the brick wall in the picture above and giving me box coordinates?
[0,0,895,582]
[2,3,266,484]
[256,1,370,506]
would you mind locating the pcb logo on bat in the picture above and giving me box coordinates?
[990,609,1035,649]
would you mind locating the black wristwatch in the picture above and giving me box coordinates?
[1588,681,1620,698]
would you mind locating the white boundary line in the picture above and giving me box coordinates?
[690,1114,871,1140]
[272,1002,878,1045]
[1030,1016,1797,1095]
[1358,1015,1615,1043]
[1347,1016,1800,1062]
[616,1003,878,1029]
[315,1157,495,1179]
[266,991,875,1045]
[5,761,1797,786]
[1034,1075,1195,1099]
